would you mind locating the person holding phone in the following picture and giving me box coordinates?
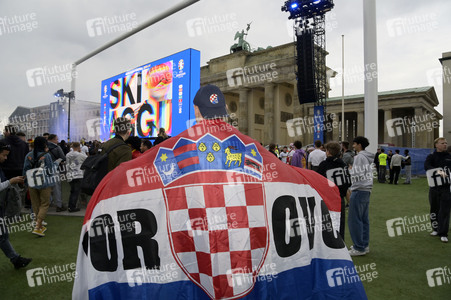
[0,141,32,268]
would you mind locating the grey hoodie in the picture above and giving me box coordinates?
[349,150,375,192]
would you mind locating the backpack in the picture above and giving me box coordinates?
[80,143,126,195]
[25,152,50,189]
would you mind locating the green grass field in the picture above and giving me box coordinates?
[0,178,450,299]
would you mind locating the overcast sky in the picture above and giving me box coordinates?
[0,0,449,122]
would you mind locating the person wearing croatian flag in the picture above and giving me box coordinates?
[73,84,367,300]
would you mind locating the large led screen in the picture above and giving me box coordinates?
[100,48,200,140]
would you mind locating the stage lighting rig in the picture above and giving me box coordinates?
[53,89,75,141]
[282,0,335,142]
[54,89,64,98]
[282,0,334,19]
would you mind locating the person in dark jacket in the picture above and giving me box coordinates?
[317,141,350,240]
[403,149,412,184]
[153,128,169,146]
[341,141,354,168]
[373,148,381,179]
[268,143,278,158]
[59,140,70,155]
[140,139,152,153]
[101,117,133,173]
[387,150,394,183]
[47,134,66,212]
[0,141,32,268]
[424,137,451,243]
[0,125,29,179]
[126,136,143,159]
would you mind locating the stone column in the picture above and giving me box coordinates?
[273,84,281,144]
[293,82,302,119]
[306,106,314,144]
[247,89,254,138]
[357,110,364,137]
[383,109,393,144]
[264,83,275,144]
[332,112,340,141]
[414,107,427,148]
[238,89,249,135]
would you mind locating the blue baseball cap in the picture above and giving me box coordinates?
[193,84,228,119]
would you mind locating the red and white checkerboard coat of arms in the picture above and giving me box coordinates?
[210,94,219,104]
[164,181,269,299]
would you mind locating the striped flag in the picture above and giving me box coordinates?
[73,119,367,300]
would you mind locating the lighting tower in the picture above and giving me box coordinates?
[54,89,75,142]
[282,0,334,142]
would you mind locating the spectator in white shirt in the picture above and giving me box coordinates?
[389,149,406,185]
[308,140,327,172]
[287,143,295,164]
[80,141,89,156]
[279,146,289,164]
[66,142,87,212]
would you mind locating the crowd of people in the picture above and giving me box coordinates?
[0,104,449,272]
[269,136,451,253]
[271,140,414,185]
[373,148,412,184]
[0,121,170,269]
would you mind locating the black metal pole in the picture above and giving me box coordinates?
[67,94,71,142]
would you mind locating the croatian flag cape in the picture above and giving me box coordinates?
[73,119,367,300]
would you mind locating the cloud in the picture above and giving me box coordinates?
[0,0,449,123]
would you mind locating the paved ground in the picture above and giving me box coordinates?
[21,181,90,218]
[21,204,86,218]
